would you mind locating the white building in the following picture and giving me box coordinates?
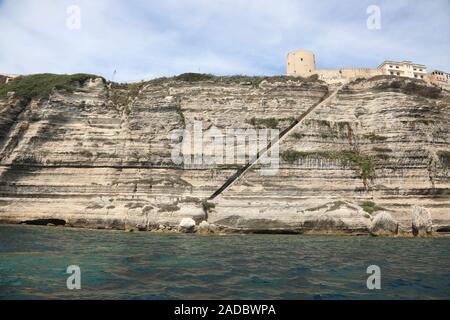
[378,60,427,79]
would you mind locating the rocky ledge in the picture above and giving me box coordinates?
[0,73,448,236]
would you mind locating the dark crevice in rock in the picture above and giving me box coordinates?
[21,219,66,226]
[435,226,450,233]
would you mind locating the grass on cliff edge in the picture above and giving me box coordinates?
[157,73,320,85]
[375,78,441,99]
[0,73,101,101]
[281,149,375,182]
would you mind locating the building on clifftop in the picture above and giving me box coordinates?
[0,73,20,84]
[427,70,450,90]
[286,50,432,84]
[287,50,382,84]
[378,60,427,79]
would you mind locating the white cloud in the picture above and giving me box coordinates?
[0,0,449,81]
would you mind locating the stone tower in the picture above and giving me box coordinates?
[286,50,316,77]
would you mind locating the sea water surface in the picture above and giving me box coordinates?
[0,224,449,299]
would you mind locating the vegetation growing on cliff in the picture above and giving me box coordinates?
[175,73,215,82]
[157,204,181,213]
[281,149,375,183]
[372,147,393,153]
[246,117,279,129]
[202,200,216,220]
[364,133,388,142]
[202,200,216,213]
[108,82,144,115]
[437,151,450,168]
[360,201,384,214]
[292,132,305,139]
[246,116,297,129]
[0,73,101,101]
[154,73,321,86]
[176,107,186,128]
[376,79,441,99]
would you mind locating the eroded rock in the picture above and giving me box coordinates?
[178,218,196,233]
[411,206,433,236]
[0,76,449,234]
[197,220,213,234]
[369,212,398,236]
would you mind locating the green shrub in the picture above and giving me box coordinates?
[202,200,216,213]
[375,153,390,160]
[157,204,181,213]
[372,147,393,153]
[142,74,322,88]
[108,82,143,112]
[79,150,93,158]
[217,75,265,87]
[364,133,388,142]
[389,81,402,89]
[280,149,305,163]
[376,79,441,99]
[350,77,367,85]
[306,74,319,82]
[292,132,305,139]
[221,75,318,85]
[403,82,441,99]
[177,108,186,128]
[368,75,397,82]
[127,82,143,97]
[360,201,384,214]
[0,73,100,100]
[247,117,279,129]
[281,149,375,183]
[437,151,450,168]
[175,73,215,82]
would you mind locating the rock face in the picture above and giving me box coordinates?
[369,212,399,236]
[0,74,449,234]
[411,206,433,236]
[178,218,196,232]
[197,220,216,234]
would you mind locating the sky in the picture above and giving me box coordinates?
[0,0,449,82]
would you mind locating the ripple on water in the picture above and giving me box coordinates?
[0,225,449,299]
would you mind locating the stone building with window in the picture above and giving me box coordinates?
[286,50,382,84]
[287,50,434,84]
[427,70,450,90]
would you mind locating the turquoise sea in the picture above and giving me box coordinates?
[0,224,449,299]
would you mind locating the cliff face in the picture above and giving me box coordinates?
[0,74,448,234]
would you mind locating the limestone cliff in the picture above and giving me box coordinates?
[0,73,448,235]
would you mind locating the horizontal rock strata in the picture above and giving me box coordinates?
[0,75,448,235]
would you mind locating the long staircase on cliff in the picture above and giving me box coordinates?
[208,82,348,200]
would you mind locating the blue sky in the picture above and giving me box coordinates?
[0,0,449,82]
